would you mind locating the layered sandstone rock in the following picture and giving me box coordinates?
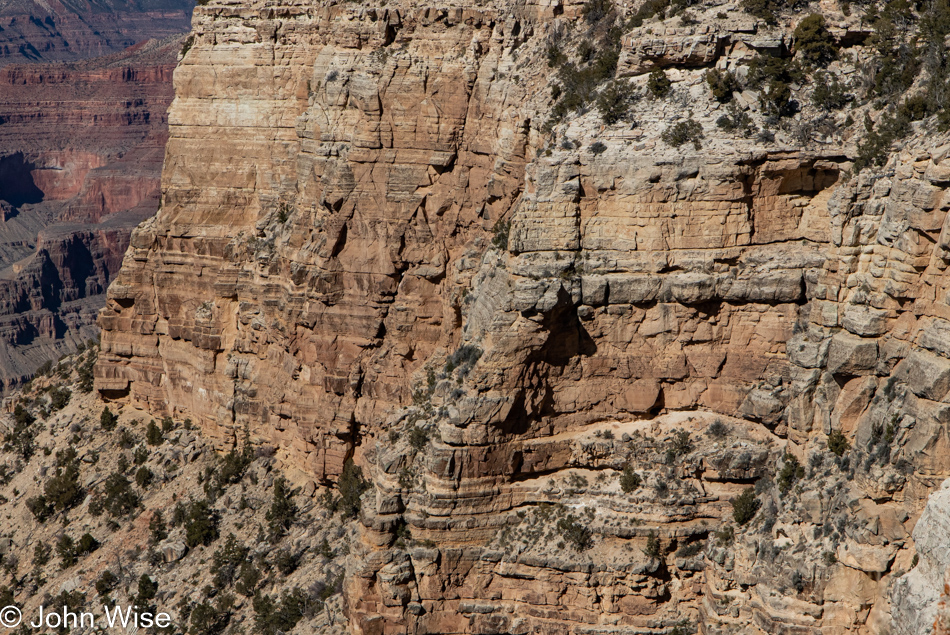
[95,1,950,633]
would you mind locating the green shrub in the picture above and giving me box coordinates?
[670,620,694,635]
[95,570,118,596]
[149,511,168,544]
[217,432,254,486]
[185,499,220,548]
[118,427,136,449]
[133,446,148,465]
[77,532,98,555]
[667,430,692,458]
[777,453,804,494]
[161,416,175,433]
[273,548,302,575]
[590,141,607,155]
[556,514,593,551]
[620,465,642,493]
[760,80,796,118]
[676,541,703,558]
[647,69,672,98]
[854,113,905,171]
[27,496,53,523]
[44,447,83,513]
[596,80,636,124]
[235,561,262,597]
[146,420,164,446]
[716,524,735,544]
[627,0,670,28]
[48,386,70,411]
[34,360,53,377]
[581,0,615,23]
[549,45,620,122]
[252,588,316,635]
[492,219,511,251]
[827,429,849,456]
[135,466,154,488]
[100,472,140,517]
[136,574,158,603]
[408,426,429,450]
[546,43,567,68]
[333,459,370,519]
[57,532,98,569]
[705,69,740,102]
[171,501,187,526]
[189,593,233,635]
[707,419,729,438]
[77,350,96,393]
[48,589,86,620]
[741,0,784,23]
[5,405,37,460]
[661,119,704,149]
[266,476,299,539]
[731,487,760,525]
[870,6,921,100]
[811,72,853,110]
[898,94,932,122]
[33,540,51,567]
[212,534,249,587]
[100,407,118,431]
[749,55,800,87]
[794,14,837,67]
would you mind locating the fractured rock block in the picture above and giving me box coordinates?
[826,332,879,376]
[893,350,950,402]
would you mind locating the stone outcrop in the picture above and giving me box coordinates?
[0,36,183,389]
[893,479,950,635]
[94,1,950,633]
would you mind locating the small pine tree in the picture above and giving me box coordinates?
[620,465,642,493]
[827,429,849,456]
[266,477,299,539]
[100,407,118,432]
[732,488,760,525]
[146,421,163,446]
[647,69,672,98]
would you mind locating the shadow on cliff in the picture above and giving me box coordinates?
[0,153,44,208]
[500,288,597,436]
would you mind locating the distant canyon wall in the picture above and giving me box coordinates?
[0,35,185,389]
[0,0,193,67]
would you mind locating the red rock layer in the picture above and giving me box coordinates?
[0,36,182,388]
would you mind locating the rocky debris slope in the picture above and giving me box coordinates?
[0,36,184,391]
[94,0,950,633]
[0,346,352,635]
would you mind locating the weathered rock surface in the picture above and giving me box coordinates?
[93,0,950,633]
[893,479,950,635]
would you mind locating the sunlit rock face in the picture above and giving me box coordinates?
[95,1,950,632]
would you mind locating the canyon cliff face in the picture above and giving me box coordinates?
[0,36,184,389]
[95,0,950,633]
